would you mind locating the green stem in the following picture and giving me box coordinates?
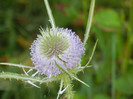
[44,0,56,29]
[130,0,133,27]
[112,34,116,99]
[83,0,95,45]
[62,75,73,99]
[57,80,63,99]
[0,72,55,83]
[121,0,133,74]
[0,63,33,69]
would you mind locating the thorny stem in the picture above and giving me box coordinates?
[0,72,56,83]
[83,0,95,45]
[62,75,73,99]
[55,61,89,88]
[44,0,56,29]
[0,63,34,69]
[57,80,63,99]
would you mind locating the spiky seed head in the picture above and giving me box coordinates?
[30,28,84,78]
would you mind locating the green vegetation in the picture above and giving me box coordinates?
[0,0,132,99]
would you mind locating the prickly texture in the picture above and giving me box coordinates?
[30,28,84,78]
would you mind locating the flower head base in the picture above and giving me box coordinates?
[30,28,84,78]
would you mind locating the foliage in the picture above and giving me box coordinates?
[0,0,133,99]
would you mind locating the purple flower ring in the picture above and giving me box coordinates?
[30,28,84,78]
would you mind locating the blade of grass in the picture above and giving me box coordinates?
[112,34,116,99]
[44,0,56,29]
[130,0,133,27]
[83,0,95,45]
[122,0,133,74]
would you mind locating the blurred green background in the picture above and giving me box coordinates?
[0,0,133,99]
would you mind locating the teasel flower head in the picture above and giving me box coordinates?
[30,28,85,78]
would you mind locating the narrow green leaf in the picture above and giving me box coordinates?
[85,40,98,67]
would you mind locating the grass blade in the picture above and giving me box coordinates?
[112,34,116,99]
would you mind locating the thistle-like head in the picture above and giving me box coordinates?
[30,28,84,78]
